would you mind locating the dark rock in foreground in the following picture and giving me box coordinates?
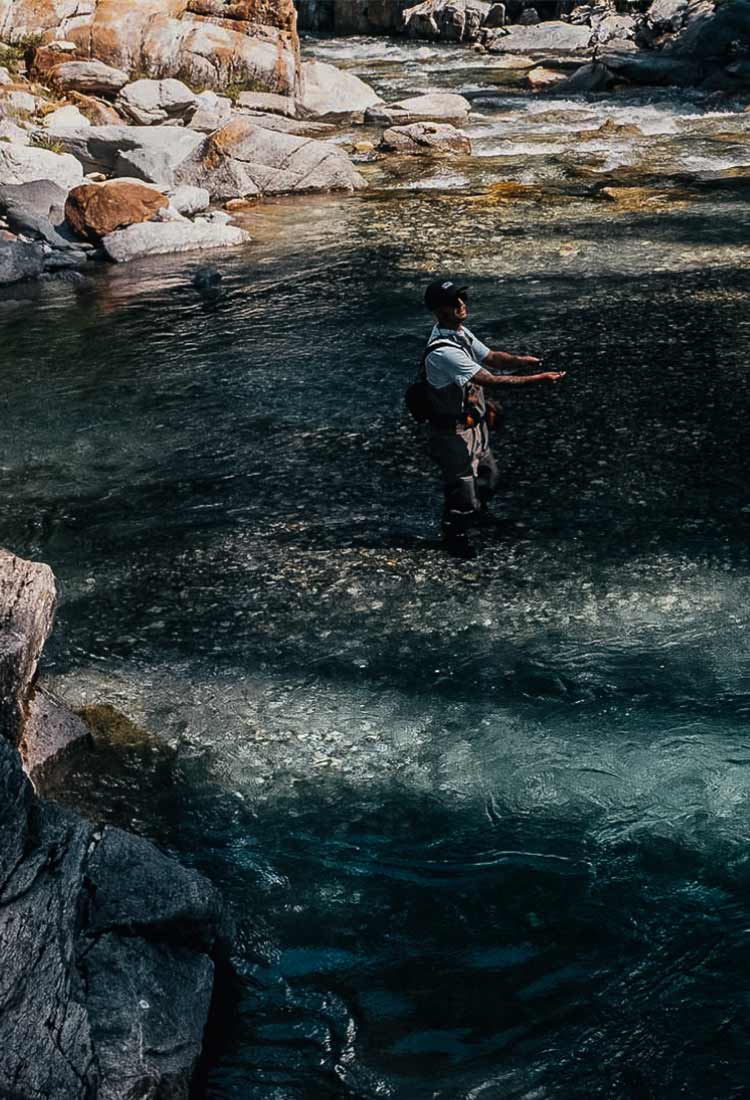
[0,547,229,1099]
[0,739,225,1099]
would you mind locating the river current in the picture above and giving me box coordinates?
[4,34,750,1099]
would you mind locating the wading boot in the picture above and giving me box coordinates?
[443,532,477,560]
[474,507,505,530]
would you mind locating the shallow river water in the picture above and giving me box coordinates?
[4,34,750,1099]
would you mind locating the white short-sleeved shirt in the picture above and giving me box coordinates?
[425,325,491,423]
[425,325,491,388]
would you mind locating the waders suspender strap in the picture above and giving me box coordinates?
[422,335,479,420]
[419,338,467,380]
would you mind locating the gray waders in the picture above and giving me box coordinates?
[429,419,499,539]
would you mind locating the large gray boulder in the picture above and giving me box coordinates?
[380,121,472,155]
[0,143,84,190]
[113,147,179,188]
[115,78,199,126]
[50,125,204,180]
[0,89,37,114]
[0,120,29,145]
[403,0,491,41]
[174,118,366,200]
[665,0,750,59]
[552,60,615,92]
[487,20,594,51]
[365,92,471,126]
[603,49,705,83]
[49,60,131,95]
[101,220,251,262]
[298,59,383,118]
[168,184,211,216]
[7,204,83,250]
[0,179,67,221]
[0,179,88,252]
[592,12,637,42]
[43,104,91,131]
[189,89,233,133]
[645,0,690,33]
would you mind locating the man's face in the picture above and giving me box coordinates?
[453,296,468,322]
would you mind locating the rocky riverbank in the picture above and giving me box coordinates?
[0,0,379,282]
[0,546,229,1099]
[2,0,750,286]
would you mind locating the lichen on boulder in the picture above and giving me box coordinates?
[20,0,301,94]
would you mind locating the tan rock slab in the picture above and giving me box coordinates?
[473,180,580,204]
[224,196,259,210]
[23,687,91,781]
[236,91,297,117]
[527,66,569,88]
[65,178,169,241]
[68,92,123,126]
[598,185,692,209]
[489,54,536,69]
[579,118,644,140]
[0,547,56,750]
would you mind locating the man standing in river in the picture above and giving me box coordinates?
[422,279,565,560]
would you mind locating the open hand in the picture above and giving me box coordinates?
[542,371,566,383]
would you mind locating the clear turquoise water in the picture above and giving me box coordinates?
[4,36,750,1098]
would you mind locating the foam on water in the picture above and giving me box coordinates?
[405,171,472,189]
[680,153,750,172]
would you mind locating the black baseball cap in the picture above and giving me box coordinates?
[424,279,469,311]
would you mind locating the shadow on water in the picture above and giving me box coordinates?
[42,727,750,1100]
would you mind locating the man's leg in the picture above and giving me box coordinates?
[477,447,500,508]
[443,474,479,541]
[430,432,480,558]
[475,447,504,527]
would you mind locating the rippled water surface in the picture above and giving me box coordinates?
[4,35,750,1099]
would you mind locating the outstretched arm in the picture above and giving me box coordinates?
[473,366,566,387]
[484,350,543,371]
